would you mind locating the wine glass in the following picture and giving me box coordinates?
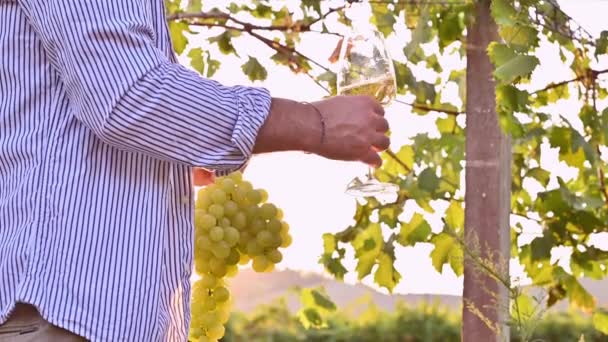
[337,28,400,198]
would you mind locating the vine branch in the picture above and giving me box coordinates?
[532,68,608,94]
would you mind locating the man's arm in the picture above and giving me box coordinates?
[18,0,389,175]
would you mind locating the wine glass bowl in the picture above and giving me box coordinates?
[336,29,400,198]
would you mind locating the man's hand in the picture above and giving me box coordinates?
[192,168,214,187]
[252,96,390,168]
[311,96,390,168]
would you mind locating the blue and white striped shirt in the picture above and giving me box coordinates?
[0,0,271,340]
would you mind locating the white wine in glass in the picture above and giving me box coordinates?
[337,29,400,198]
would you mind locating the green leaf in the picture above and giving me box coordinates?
[301,0,322,14]
[304,289,337,312]
[436,9,464,50]
[488,43,516,66]
[430,232,459,274]
[418,168,440,193]
[595,31,608,57]
[374,252,402,293]
[398,213,432,246]
[593,309,608,335]
[491,0,517,25]
[383,145,414,177]
[186,0,202,12]
[525,167,551,187]
[555,269,597,313]
[371,4,396,37]
[511,293,536,321]
[530,233,554,261]
[445,200,464,232]
[169,21,191,55]
[208,31,240,56]
[436,115,456,134]
[206,55,220,78]
[298,307,323,329]
[188,48,205,75]
[241,57,268,82]
[352,224,383,279]
[494,55,539,84]
[499,25,540,51]
[322,233,336,254]
[378,204,403,229]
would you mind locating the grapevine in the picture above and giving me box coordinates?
[189,171,292,342]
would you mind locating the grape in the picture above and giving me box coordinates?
[196,236,213,251]
[281,234,293,248]
[209,227,224,242]
[256,230,273,247]
[266,219,281,234]
[260,203,277,220]
[210,189,227,204]
[280,222,290,234]
[223,227,240,247]
[202,297,217,311]
[208,204,224,219]
[228,171,242,182]
[223,201,238,217]
[232,212,247,230]
[246,190,262,204]
[209,259,227,277]
[269,234,282,249]
[195,260,211,274]
[250,219,265,233]
[238,231,252,249]
[232,189,249,207]
[245,206,259,221]
[206,325,225,340]
[246,240,263,256]
[197,213,217,231]
[226,264,238,277]
[211,241,230,259]
[252,255,271,273]
[191,171,293,341]
[213,286,230,302]
[219,218,231,228]
[238,180,253,193]
[258,189,269,202]
[225,249,240,265]
[200,275,218,289]
[266,249,283,264]
[201,312,218,328]
[196,249,213,261]
[190,327,204,340]
[220,178,236,193]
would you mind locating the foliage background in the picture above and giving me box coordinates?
[164,0,608,337]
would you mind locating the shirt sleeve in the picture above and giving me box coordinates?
[17,0,271,174]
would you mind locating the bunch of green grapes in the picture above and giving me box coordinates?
[189,171,292,342]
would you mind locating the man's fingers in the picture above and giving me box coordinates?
[374,116,389,132]
[366,97,385,116]
[362,150,382,168]
[193,168,214,186]
[371,134,390,152]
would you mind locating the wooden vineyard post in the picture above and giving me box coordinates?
[463,0,511,341]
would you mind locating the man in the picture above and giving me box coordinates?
[0,1,390,341]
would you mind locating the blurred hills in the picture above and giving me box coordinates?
[229,268,608,314]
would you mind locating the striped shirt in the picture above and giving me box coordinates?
[0,0,271,341]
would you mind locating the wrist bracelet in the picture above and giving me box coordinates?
[302,102,326,150]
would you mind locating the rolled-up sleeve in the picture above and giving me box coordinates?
[17,0,271,173]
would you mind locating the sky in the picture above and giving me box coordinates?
[186,0,608,296]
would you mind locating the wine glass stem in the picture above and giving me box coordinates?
[367,167,374,180]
